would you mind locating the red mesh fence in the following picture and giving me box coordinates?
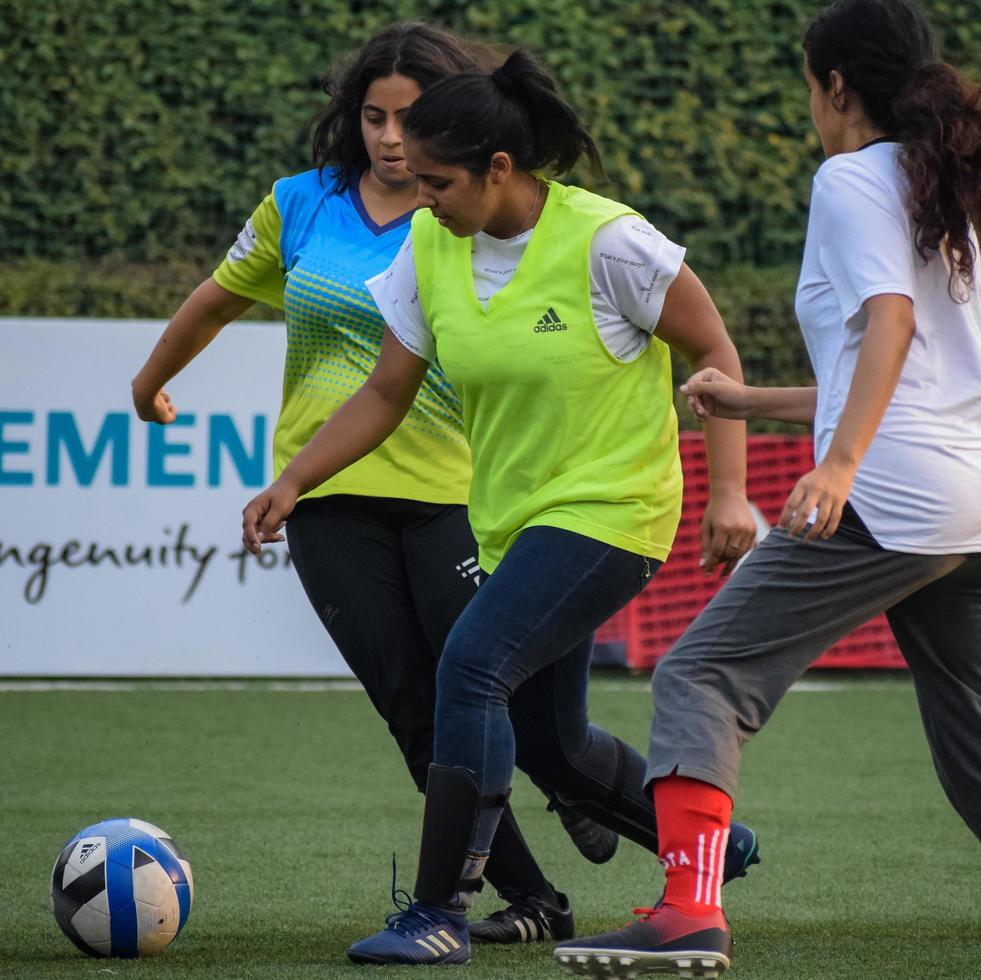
[595,433,905,670]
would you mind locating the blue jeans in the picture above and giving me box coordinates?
[432,526,659,854]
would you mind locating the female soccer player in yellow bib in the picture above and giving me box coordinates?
[242,49,759,965]
[131,24,623,945]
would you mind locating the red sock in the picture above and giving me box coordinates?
[653,774,732,917]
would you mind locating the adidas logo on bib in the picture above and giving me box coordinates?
[533,307,568,333]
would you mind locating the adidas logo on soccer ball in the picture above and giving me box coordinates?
[78,842,101,864]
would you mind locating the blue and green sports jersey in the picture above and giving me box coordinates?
[213,168,470,504]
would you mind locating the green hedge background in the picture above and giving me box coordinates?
[2,0,979,421]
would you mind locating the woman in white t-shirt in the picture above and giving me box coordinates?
[559,0,981,975]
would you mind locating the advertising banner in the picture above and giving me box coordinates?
[0,318,347,676]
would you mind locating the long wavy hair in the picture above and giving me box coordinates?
[312,23,485,192]
[805,0,981,297]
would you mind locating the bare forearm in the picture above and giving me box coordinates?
[278,330,429,496]
[279,383,411,496]
[691,340,747,494]
[241,331,429,553]
[133,278,253,393]
[747,386,817,424]
[823,310,914,469]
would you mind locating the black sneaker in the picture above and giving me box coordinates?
[470,890,575,944]
[548,798,619,865]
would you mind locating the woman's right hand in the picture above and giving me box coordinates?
[132,383,178,424]
[242,477,301,555]
[681,368,756,421]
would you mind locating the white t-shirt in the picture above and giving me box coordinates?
[795,142,981,553]
[367,214,686,363]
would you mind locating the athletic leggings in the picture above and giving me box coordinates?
[284,493,558,893]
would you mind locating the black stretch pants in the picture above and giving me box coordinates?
[285,493,556,894]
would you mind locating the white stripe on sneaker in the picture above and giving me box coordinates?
[438,930,461,950]
[415,939,439,957]
[428,935,450,954]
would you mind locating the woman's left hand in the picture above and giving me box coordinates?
[701,488,758,577]
[242,476,300,555]
[779,458,857,541]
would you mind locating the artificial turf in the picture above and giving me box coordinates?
[1,675,978,979]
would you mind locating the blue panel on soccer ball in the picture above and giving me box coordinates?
[50,817,193,959]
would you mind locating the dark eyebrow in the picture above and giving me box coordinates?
[362,102,412,116]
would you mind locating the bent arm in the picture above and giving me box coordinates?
[747,386,817,424]
[780,293,916,539]
[242,329,429,552]
[822,294,915,471]
[682,372,817,424]
[656,264,756,573]
[658,264,747,496]
[281,328,429,494]
[132,277,255,421]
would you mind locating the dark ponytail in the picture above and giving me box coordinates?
[312,22,485,191]
[804,0,981,296]
[402,49,604,179]
[894,62,981,295]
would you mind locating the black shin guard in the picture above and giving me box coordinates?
[414,764,509,907]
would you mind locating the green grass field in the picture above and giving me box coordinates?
[2,675,979,980]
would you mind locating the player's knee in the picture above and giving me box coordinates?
[651,653,691,705]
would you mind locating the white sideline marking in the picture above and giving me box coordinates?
[0,679,366,692]
[589,679,905,694]
[0,678,906,693]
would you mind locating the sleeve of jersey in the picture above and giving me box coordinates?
[589,215,687,334]
[212,191,286,310]
[813,164,914,327]
[365,233,437,362]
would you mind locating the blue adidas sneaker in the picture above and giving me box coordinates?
[347,901,470,966]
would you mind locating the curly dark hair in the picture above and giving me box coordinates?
[312,22,486,193]
[804,0,981,298]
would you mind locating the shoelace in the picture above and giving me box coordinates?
[620,904,664,927]
[384,853,429,933]
[385,904,447,935]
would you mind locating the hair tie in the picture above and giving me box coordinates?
[490,65,519,98]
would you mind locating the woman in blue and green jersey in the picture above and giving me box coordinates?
[131,23,610,945]
[242,50,761,966]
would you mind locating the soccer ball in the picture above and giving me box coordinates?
[50,817,193,958]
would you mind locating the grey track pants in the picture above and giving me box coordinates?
[647,525,981,841]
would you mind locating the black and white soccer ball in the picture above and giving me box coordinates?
[50,817,193,957]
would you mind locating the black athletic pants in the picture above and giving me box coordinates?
[285,493,557,895]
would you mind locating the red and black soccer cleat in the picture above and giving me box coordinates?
[553,905,732,978]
